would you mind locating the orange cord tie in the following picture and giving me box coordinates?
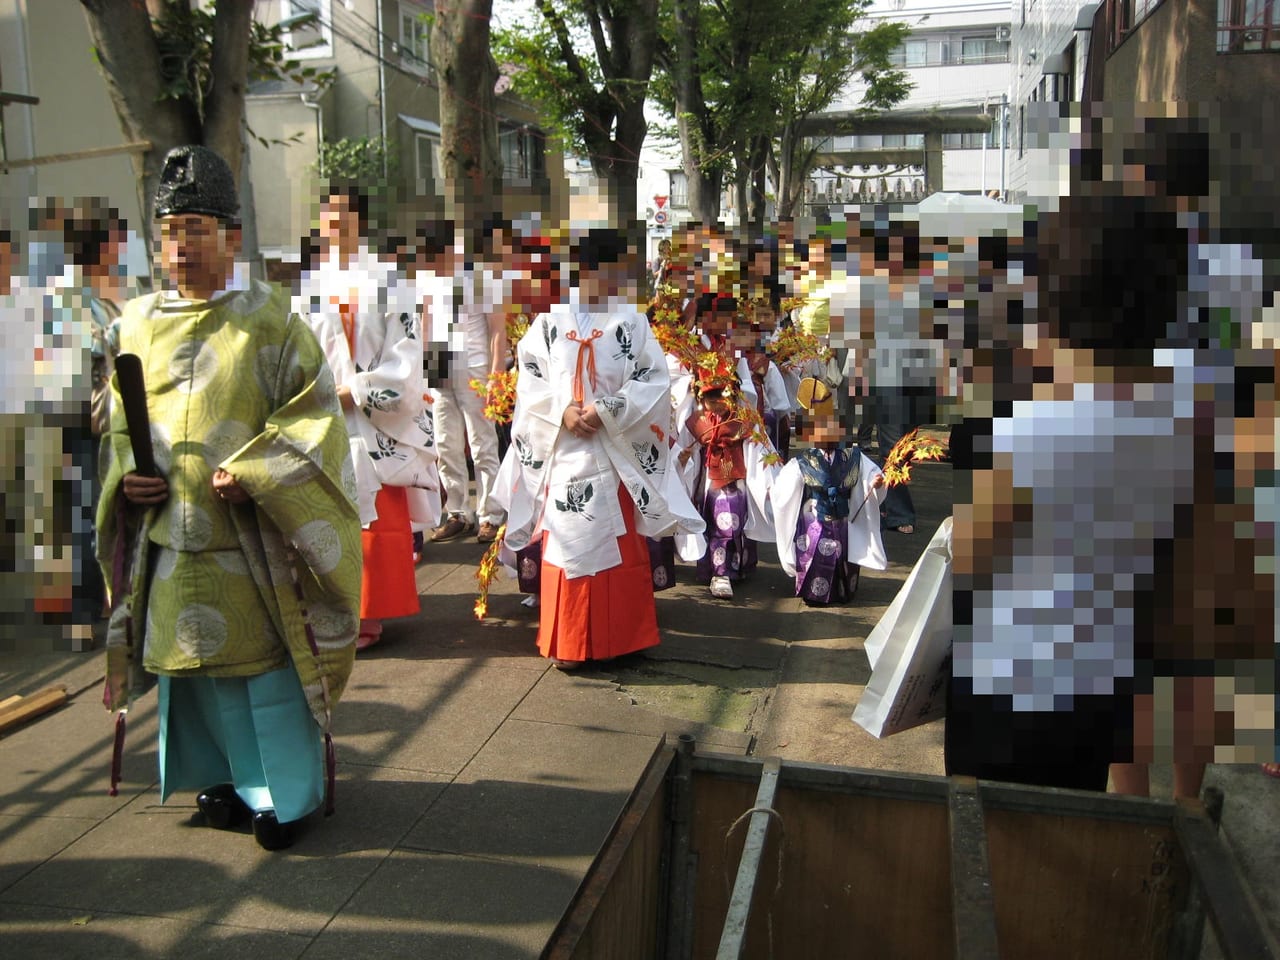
[565,329,603,404]
[331,291,359,358]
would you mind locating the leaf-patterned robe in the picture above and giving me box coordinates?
[96,280,362,733]
[293,247,440,529]
[499,296,705,579]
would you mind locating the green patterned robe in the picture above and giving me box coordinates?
[96,280,361,734]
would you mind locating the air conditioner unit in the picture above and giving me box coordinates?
[996,25,1011,41]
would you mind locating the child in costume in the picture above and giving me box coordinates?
[678,294,778,600]
[772,378,887,605]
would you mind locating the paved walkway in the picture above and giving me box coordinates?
[1,460,1275,957]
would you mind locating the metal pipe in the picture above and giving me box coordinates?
[715,757,782,960]
[375,0,388,178]
[999,94,1008,201]
[981,102,988,194]
[301,92,324,176]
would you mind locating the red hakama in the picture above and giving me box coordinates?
[360,484,420,619]
[537,488,660,662]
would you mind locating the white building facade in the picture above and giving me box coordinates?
[1005,0,1100,203]
[633,0,1016,256]
[813,0,1015,206]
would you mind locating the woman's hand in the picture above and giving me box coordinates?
[562,402,599,439]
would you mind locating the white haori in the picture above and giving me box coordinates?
[293,246,440,529]
[502,296,704,579]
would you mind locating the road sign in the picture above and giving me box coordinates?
[653,209,669,226]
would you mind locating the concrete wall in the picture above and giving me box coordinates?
[245,93,324,256]
[1101,0,1199,100]
[0,0,144,240]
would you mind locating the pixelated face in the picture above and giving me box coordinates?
[319,193,362,250]
[701,301,734,339]
[751,299,779,335]
[803,408,846,447]
[158,214,238,295]
[808,240,829,273]
[727,310,757,350]
[748,247,772,283]
[577,259,628,302]
[512,246,556,315]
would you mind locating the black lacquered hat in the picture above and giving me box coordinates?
[153,145,239,221]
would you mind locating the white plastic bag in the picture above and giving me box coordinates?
[853,517,952,738]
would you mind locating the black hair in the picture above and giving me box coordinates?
[977,235,1008,270]
[872,220,921,270]
[574,228,628,270]
[1038,192,1186,364]
[472,214,511,260]
[415,218,454,254]
[743,235,783,312]
[59,203,126,269]
[322,182,371,229]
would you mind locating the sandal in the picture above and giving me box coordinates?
[1262,763,1280,779]
[891,524,914,535]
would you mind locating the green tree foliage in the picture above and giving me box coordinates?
[492,0,658,223]
[769,1,911,219]
[650,0,911,223]
[315,137,399,182]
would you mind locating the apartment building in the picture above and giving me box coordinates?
[806,0,1012,210]
[250,0,565,273]
[0,0,564,279]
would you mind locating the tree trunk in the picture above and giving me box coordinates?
[775,121,804,220]
[431,0,501,229]
[672,0,720,224]
[81,0,200,237]
[748,134,769,229]
[203,2,253,180]
[733,158,749,228]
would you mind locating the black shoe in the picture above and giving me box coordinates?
[251,810,297,851]
[196,784,251,830]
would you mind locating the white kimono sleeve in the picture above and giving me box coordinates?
[847,452,888,571]
[772,459,805,577]
[501,315,560,552]
[595,313,704,542]
[764,361,792,414]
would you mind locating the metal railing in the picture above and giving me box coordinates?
[1218,0,1280,51]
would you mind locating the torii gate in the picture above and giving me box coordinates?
[796,108,994,197]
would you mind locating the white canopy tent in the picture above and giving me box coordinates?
[913,192,1026,237]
